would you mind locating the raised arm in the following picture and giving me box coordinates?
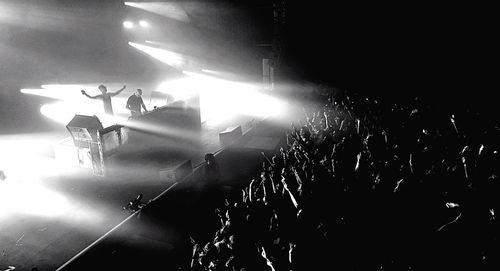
[282,178,299,208]
[323,110,331,129]
[248,179,256,203]
[81,90,98,99]
[109,85,126,97]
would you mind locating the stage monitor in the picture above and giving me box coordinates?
[66,114,103,146]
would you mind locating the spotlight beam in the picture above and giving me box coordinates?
[124,2,190,23]
[123,21,134,29]
[128,42,202,71]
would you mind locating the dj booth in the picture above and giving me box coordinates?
[55,98,201,177]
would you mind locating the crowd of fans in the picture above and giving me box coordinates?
[188,89,500,270]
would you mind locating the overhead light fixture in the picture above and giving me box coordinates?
[123,21,134,29]
[139,20,150,28]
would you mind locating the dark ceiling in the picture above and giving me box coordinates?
[281,2,495,101]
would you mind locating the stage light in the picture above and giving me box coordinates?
[139,20,150,28]
[124,2,140,8]
[123,2,190,23]
[156,78,199,101]
[123,21,134,29]
[200,69,244,81]
[0,181,69,218]
[21,84,91,101]
[40,102,76,124]
[21,84,133,127]
[155,71,288,124]
[129,42,187,70]
[201,69,217,74]
[113,117,202,144]
[0,164,104,223]
[0,135,71,218]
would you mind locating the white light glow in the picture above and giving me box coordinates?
[123,21,134,29]
[201,69,218,74]
[155,71,288,123]
[139,20,150,28]
[40,102,76,124]
[129,42,199,70]
[0,135,104,223]
[124,2,190,23]
[156,79,199,101]
[0,181,69,218]
[21,85,86,101]
[118,117,200,143]
[21,84,132,127]
[124,2,141,8]
[200,69,244,81]
[21,84,112,101]
[39,101,128,126]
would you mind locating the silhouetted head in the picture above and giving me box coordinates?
[299,126,311,141]
[205,153,215,164]
[228,235,236,249]
[135,89,143,96]
[98,84,107,93]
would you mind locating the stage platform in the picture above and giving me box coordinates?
[0,112,276,270]
[56,116,290,270]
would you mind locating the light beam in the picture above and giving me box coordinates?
[124,2,190,23]
[128,42,201,71]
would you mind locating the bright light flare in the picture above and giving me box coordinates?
[156,71,288,123]
[123,21,134,29]
[0,137,70,218]
[40,102,98,125]
[21,84,134,126]
[21,84,87,101]
[21,84,116,102]
[39,101,129,126]
[0,174,104,224]
[156,78,199,101]
[124,2,141,8]
[129,42,200,71]
[139,20,150,28]
[201,69,218,74]
[201,69,245,81]
[0,135,104,223]
[117,117,201,143]
[0,135,74,181]
[0,181,68,218]
[124,2,190,23]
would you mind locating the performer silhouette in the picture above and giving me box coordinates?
[81,84,126,115]
[126,89,148,117]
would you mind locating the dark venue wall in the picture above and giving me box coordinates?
[280,2,495,115]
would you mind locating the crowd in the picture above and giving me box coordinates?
[188,89,500,270]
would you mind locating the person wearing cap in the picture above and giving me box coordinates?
[81,84,126,115]
[126,88,148,117]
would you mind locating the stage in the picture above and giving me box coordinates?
[0,110,279,270]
